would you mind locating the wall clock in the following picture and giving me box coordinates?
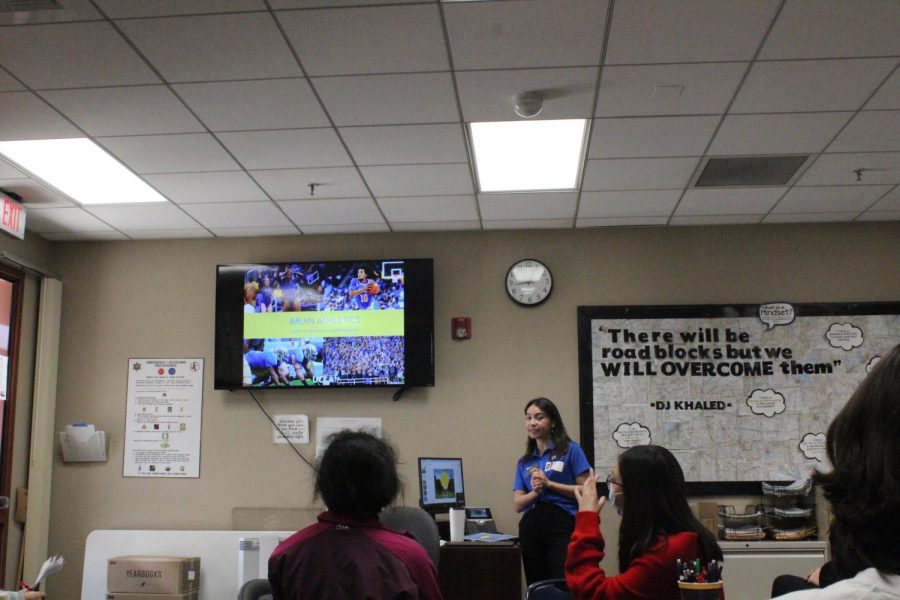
[505,259,553,306]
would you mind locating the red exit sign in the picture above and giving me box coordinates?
[0,191,26,240]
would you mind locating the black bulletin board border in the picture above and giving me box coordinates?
[577,301,900,496]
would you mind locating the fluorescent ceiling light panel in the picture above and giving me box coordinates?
[0,138,168,205]
[470,119,587,192]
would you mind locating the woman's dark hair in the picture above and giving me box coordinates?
[315,430,400,520]
[519,397,571,463]
[815,342,900,578]
[616,445,722,572]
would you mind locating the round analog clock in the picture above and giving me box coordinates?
[505,259,553,306]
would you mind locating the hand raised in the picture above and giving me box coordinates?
[574,469,606,513]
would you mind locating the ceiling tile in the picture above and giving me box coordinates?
[143,171,268,204]
[300,223,390,234]
[125,229,212,239]
[478,192,577,220]
[709,112,853,155]
[731,59,897,113]
[865,69,900,110]
[798,153,900,186]
[605,0,779,64]
[596,63,747,117]
[96,0,265,18]
[0,92,82,140]
[211,225,300,237]
[340,124,466,166]
[279,198,385,225]
[25,207,116,233]
[98,134,240,174]
[391,220,481,232]
[0,179,75,208]
[117,13,302,82]
[273,0,422,6]
[38,230,128,241]
[312,73,459,126]
[828,111,900,153]
[360,164,473,197]
[762,212,859,224]
[582,158,699,190]
[445,0,607,70]
[676,188,786,215]
[85,204,201,230]
[0,70,24,92]
[856,211,900,221]
[278,4,448,76]
[182,201,290,228]
[0,22,159,89]
[774,185,892,213]
[868,186,900,211]
[669,215,762,225]
[588,116,719,158]
[251,167,369,200]
[41,86,204,136]
[483,219,572,230]
[0,0,101,25]
[456,67,598,122]
[577,216,668,227]
[759,0,900,59]
[378,195,477,222]
[218,129,352,170]
[578,190,680,218]
[174,79,329,131]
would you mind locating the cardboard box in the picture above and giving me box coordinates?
[107,556,200,594]
[107,593,198,600]
[698,502,719,520]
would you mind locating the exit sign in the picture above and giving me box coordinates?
[0,191,26,239]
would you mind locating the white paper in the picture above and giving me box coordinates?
[123,358,204,478]
[273,414,309,444]
[315,417,382,458]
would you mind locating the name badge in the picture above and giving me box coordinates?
[546,461,565,473]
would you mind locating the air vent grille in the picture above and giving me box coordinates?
[695,156,809,187]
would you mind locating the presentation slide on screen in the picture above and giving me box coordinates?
[583,304,898,484]
[421,460,463,504]
[240,261,406,387]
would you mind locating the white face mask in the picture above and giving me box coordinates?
[608,482,623,516]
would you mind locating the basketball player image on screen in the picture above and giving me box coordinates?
[348,267,380,310]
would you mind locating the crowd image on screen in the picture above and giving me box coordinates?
[322,336,405,384]
[242,263,404,313]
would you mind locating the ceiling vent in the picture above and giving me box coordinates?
[694,155,809,187]
[0,0,61,11]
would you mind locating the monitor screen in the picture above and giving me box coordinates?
[214,258,434,390]
[418,457,465,514]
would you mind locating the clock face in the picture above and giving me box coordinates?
[506,259,552,306]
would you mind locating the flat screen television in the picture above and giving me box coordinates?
[214,258,434,390]
[418,457,465,515]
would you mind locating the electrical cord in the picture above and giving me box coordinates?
[247,389,316,471]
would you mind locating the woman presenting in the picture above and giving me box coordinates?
[513,397,591,584]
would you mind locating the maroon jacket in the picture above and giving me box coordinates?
[269,511,443,600]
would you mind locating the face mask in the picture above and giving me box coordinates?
[608,482,623,516]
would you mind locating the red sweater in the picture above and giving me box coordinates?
[565,511,702,600]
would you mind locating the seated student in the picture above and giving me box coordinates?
[268,431,442,600]
[565,445,723,600]
[774,343,900,599]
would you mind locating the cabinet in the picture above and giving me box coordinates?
[720,541,828,599]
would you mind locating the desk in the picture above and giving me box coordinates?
[439,543,521,600]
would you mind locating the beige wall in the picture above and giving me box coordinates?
[42,222,900,598]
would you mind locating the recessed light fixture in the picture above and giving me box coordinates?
[0,138,168,205]
[469,119,588,193]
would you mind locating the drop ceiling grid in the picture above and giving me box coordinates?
[0,0,895,239]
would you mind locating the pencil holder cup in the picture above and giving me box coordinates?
[678,581,723,600]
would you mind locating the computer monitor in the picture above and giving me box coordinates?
[418,457,465,515]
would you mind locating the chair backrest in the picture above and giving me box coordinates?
[238,578,273,600]
[525,578,571,600]
[379,506,441,568]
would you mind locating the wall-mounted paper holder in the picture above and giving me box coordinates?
[59,424,107,462]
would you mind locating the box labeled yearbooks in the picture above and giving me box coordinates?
[107,556,200,594]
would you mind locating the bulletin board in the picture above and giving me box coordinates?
[577,302,900,494]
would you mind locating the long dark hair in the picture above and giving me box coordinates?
[616,445,722,572]
[816,343,900,578]
[519,397,572,463]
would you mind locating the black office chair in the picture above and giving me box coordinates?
[379,505,442,568]
[238,578,273,600]
[525,578,571,599]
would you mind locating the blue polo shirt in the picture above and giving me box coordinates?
[514,440,591,515]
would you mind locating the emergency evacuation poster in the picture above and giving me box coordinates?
[577,303,899,494]
[124,358,204,478]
